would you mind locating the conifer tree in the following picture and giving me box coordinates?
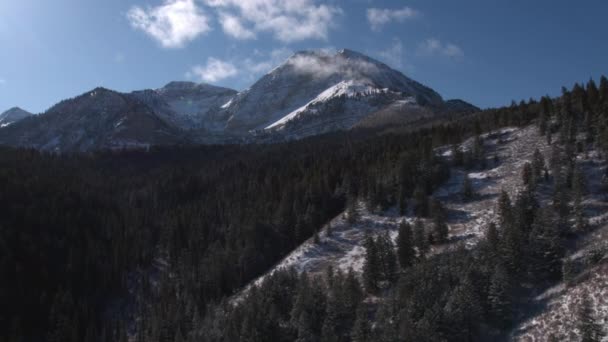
[351,305,371,342]
[362,234,380,293]
[497,190,513,229]
[578,291,604,342]
[532,149,546,183]
[487,264,513,328]
[397,220,415,269]
[430,198,449,244]
[570,167,585,225]
[445,275,482,341]
[562,257,575,287]
[528,207,564,281]
[377,231,397,283]
[599,75,608,104]
[485,222,500,260]
[413,219,429,260]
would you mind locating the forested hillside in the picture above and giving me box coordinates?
[1,77,608,342]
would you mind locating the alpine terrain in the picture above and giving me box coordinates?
[0,49,477,151]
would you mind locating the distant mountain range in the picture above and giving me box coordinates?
[0,49,479,151]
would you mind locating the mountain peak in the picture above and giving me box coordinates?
[0,107,33,128]
[162,81,198,90]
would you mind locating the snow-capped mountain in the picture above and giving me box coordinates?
[220,49,447,137]
[0,107,33,128]
[0,49,478,151]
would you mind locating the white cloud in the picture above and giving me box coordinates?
[127,0,211,48]
[287,50,379,80]
[203,0,341,42]
[188,57,238,82]
[219,12,256,39]
[417,38,464,58]
[378,39,405,69]
[243,47,293,74]
[367,7,418,32]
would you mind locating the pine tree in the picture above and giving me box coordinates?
[562,257,575,287]
[538,96,552,135]
[528,207,564,281]
[485,222,500,260]
[497,190,513,229]
[522,162,534,189]
[571,168,586,233]
[346,197,360,224]
[578,291,604,342]
[362,234,380,293]
[351,305,370,342]
[413,219,429,260]
[397,220,415,269]
[599,75,608,104]
[487,264,513,328]
[377,232,397,283]
[532,149,546,183]
[445,275,482,341]
[430,198,449,244]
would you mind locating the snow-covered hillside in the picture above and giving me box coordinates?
[233,126,550,301]
[231,124,608,341]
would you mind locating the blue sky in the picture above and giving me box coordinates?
[1,0,607,113]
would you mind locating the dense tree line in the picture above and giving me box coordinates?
[0,76,607,341]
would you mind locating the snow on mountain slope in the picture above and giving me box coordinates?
[0,107,33,128]
[222,49,444,135]
[130,81,237,130]
[0,49,478,151]
[232,125,545,303]
[512,148,608,342]
[265,80,394,130]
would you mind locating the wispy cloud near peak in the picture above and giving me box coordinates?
[187,58,238,83]
[127,0,211,48]
[367,7,418,32]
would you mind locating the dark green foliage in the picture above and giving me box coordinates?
[578,292,604,342]
[527,207,564,282]
[430,198,449,244]
[562,257,575,287]
[413,219,429,260]
[397,220,415,269]
[3,77,608,342]
[351,305,371,342]
[362,234,380,293]
[487,264,513,328]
